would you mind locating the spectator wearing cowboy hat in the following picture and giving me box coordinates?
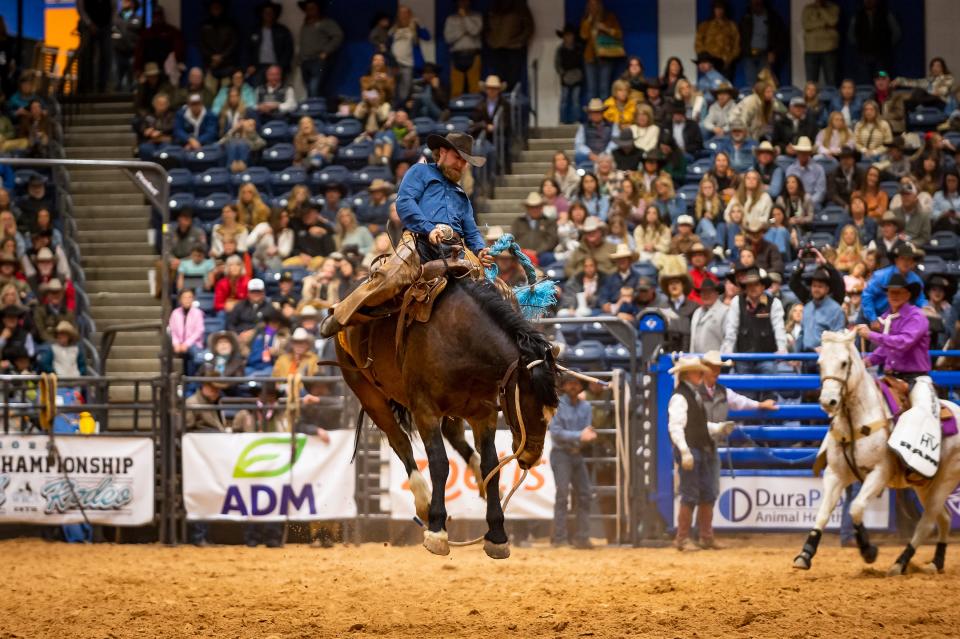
[669,215,701,256]
[868,210,907,266]
[566,216,617,277]
[574,98,617,165]
[244,0,293,80]
[785,136,827,206]
[703,82,738,137]
[612,127,643,171]
[753,140,784,199]
[362,179,395,227]
[297,0,344,98]
[658,268,698,352]
[923,274,957,349]
[795,267,846,357]
[38,321,86,378]
[27,247,74,309]
[33,279,74,343]
[789,246,845,306]
[715,118,757,174]
[687,242,718,304]
[548,371,597,549]
[690,279,728,353]
[470,74,510,142]
[273,327,319,378]
[773,97,819,155]
[741,218,784,275]
[598,244,640,312]
[667,99,703,157]
[510,192,559,259]
[827,147,865,209]
[666,356,720,551]
[890,178,932,246]
[296,303,320,336]
[861,242,926,327]
[722,266,787,391]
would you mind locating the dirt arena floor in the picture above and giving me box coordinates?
[1,534,958,639]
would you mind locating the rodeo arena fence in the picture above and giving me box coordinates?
[3,157,960,547]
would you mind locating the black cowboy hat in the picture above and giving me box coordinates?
[925,273,958,300]
[297,0,323,10]
[810,267,832,284]
[256,0,282,17]
[737,266,772,287]
[1,304,25,318]
[555,23,579,39]
[665,98,686,117]
[884,272,922,302]
[836,146,861,161]
[711,82,737,97]
[1,342,30,363]
[642,148,666,163]
[322,181,348,197]
[893,242,924,260]
[692,52,720,67]
[426,132,486,168]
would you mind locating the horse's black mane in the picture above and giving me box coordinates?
[452,278,559,408]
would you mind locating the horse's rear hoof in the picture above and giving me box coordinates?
[792,553,811,570]
[886,562,907,577]
[423,530,450,556]
[920,562,943,575]
[483,540,510,560]
[862,545,879,564]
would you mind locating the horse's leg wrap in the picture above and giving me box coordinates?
[933,542,947,573]
[888,543,916,576]
[793,529,822,570]
[854,523,879,564]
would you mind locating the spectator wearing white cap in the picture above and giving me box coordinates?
[226,277,271,346]
[173,93,218,150]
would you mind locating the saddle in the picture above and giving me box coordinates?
[394,257,480,354]
[878,376,958,436]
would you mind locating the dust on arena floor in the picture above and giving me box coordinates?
[0,534,957,638]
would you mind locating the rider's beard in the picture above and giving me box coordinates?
[440,162,463,184]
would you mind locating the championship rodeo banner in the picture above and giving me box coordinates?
[388,432,556,520]
[0,435,154,526]
[674,476,890,530]
[182,432,357,522]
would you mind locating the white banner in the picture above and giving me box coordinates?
[182,431,357,522]
[674,475,890,530]
[0,435,154,526]
[388,431,556,520]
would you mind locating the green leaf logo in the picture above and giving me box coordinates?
[233,435,307,478]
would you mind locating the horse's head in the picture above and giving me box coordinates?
[817,330,858,416]
[510,347,560,470]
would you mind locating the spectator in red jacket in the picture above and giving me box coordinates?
[213,255,249,313]
[687,242,717,304]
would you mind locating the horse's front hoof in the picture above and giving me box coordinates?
[886,562,907,577]
[792,553,811,570]
[423,530,450,556]
[861,544,879,564]
[483,540,510,560]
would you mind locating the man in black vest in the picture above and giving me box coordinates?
[667,357,725,551]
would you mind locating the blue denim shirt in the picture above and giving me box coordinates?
[861,265,927,323]
[549,394,592,452]
[799,296,846,351]
[396,162,485,252]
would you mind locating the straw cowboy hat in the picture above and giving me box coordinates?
[580,216,606,233]
[712,82,737,98]
[753,140,779,156]
[54,320,79,342]
[291,327,313,342]
[669,356,709,376]
[609,243,638,261]
[659,266,693,296]
[40,278,64,293]
[425,132,486,167]
[298,305,319,318]
[584,98,605,113]
[367,179,394,193]
[686,242,711,259]
[879,210,905,231]
[793,136,815,153]
[701,350,733,368]
[479,75,506,90]
[523,192,544,207]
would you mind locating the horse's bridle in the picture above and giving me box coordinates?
[820,353,865,482]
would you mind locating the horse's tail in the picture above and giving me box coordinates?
[390,400,415,438]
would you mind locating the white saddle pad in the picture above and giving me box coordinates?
[888,406,942,479]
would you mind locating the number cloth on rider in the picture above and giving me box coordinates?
[396,162,485,252]
[860,265,927,323]
[863,302,931,374]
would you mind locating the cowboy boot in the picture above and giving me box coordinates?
[674,503,700,551]
[697,502,722,549]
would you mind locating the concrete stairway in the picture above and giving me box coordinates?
[64,94,162,401]
[480,124,577,229]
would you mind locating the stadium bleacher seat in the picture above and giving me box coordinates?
[703,137,725,155]
[920,254,948,275]
[775,155,794,172]
[814,156,838,175]
[270,192,291,209]
[605,344,632,370]
[154,144,185,167]
[203,314,225,335]
[168,192,195,213]
[230,166,272,196]
[350,164,392,190]
[347,191,370,218]
[818,86,837,104]
[260,119,294,145]
[185,144,225,172]
[774,86,802,105]
[738,86,752,99]
[270,166,308,193]
[325,118,363,144]
[195,291,216,314]
[803,231,836,249]
[580,321,619,345]
[336,139,375,169]
[261,143,296,171]
[543,265,565,282]
[167,168,193,194]
[879,180,900,199]
[855,84,874,101]
[676,184,700,211]
[13,169,43,194]
[413,116,439,136]
[908,106,947,132]
[924,231,960,261]
[310,164,351,194]
[194,192,232,222]
[294,97,327,121]
[193,167,231,197]
[439,116,472,134]
[551,322,581,346]
[945,132,960,149]
[710,262,731,280]
[810,205,846,233]
[634,261,658,279]
[308,194,326,210]
[684,157,713,184]
[449,93,481,116]
[559,339,606,370]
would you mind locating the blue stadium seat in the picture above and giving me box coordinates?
[774,86,802,105]
[350,164,392,190]
[543,266,565,282]
[908,107,948,132]
[920,254,948,276]
[310,164,351,194]
[261,143,295,171]
[879,180,900,199]
[347,191,370,218]
[560,339,606,370]
[184,144,225,172]
[336,139,375,169]
[203,314,225,335]
[605,344,632,370]
[260,119,294,145]
[855,84,874,100]
[270,192,291,209]
[154,144,185,167]
[684,157,713,184]
[168,192,195,213]
[438,116,472,134]
[231,166,272,196]
[803,231,835,249]
[814,156,837,175]
[293,97,327,121]
[270,166,308,193]
[737,86,752,99]
[195,291,216,314]
[308,194,327,210]
[945,132,960,150]
[710,262,731,280]
[193,167,231,197]
[703,136,725,155]
[676,184,700,211]
[194,192,232,222]
[449,93,481,116]
[325,118,363,144]
[634,261,658,279]
[167,168,193,194]
[924,231,960,261]
[580,321,619,345]
[13,169,44,194]
[413,116,439,136]
[810,205,846,233]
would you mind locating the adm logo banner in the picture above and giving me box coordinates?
[388,431,556,520]
[0,435,154,526]
[182,432,356,521]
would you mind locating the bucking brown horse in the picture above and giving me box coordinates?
[335,276,559,559]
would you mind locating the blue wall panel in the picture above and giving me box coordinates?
[2,0,46,40]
